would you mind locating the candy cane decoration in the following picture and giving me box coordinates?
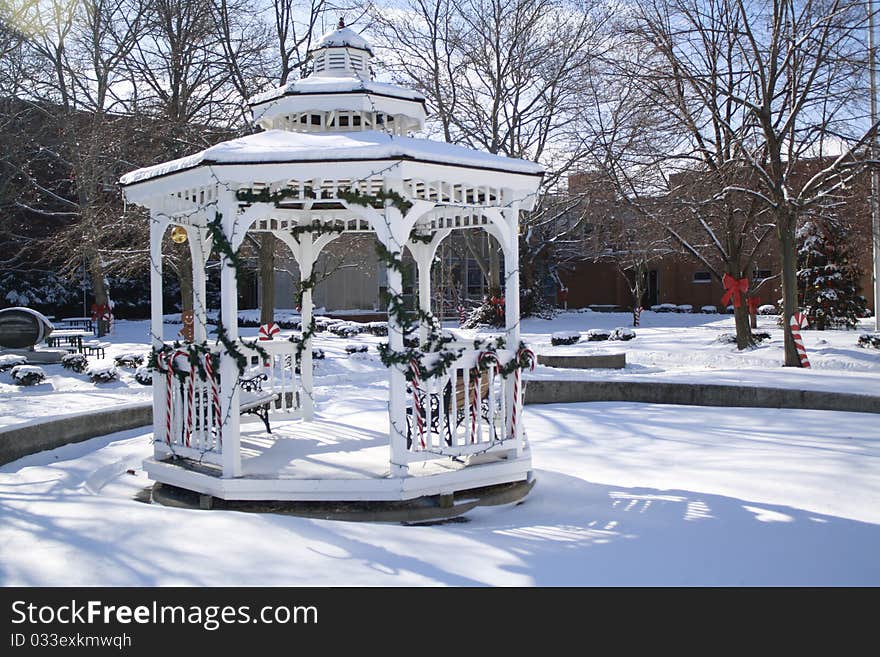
[511,347,536,438]
[204,352,222,446]
[185,358,195,447]
[633,306,642,327]
[409,359,425,449]
[164,352,175,445]
[790,312,811,368]
[258,322,280,340]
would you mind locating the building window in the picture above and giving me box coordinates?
[692,271,712,284]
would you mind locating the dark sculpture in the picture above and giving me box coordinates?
[0,307,54,349]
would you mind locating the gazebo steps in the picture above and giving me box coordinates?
[150,478,535,523]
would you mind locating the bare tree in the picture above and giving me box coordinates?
[627,0,876,365]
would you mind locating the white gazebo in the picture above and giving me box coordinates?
[121,22,544,512]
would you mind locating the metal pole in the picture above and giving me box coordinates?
[871,0,880,330]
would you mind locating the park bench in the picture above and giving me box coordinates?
[238,373,280,433]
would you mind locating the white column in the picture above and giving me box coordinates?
[218,194,241,478]
[149,212,166,455]
[190,229,208,343]
[384,180,409,478]
[412,243,433,346]
[502,191,523,453]
[298,232,315,420]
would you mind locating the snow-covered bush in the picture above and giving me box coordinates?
[858,333,880,350]
[114,353,144,368]
[0,354,27,371]
[716,331,770,344]
[585,329,611,341]
[312,349,326,360]
[676,304,693,313]
[345,344,369,354]
[11,365,45,386]
[700,305,718,314]
[610,327,636,341]
[134,366,153,385]
[366,321,388,336]
[329,322,363,338]
[86,361,119,383]
[653,303,677,313]
[758,304,777,315]
[61,353,88,373]
[725,305,735,313]
[550,331,580,346]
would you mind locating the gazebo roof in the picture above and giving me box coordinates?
[119,129,544,187]
[248,76,426,108]
[311,26,373,54]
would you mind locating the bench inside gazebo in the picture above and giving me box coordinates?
[121,22,543,516]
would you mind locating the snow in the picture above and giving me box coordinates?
[0,354,27,370]
[1,310,879,584]
[700,305,717,313]
[119,130,545,185]
[0,399,877,585]
[313,26,372,53]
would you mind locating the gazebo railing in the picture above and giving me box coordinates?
[403,349,522,462]
[241,339,304,420]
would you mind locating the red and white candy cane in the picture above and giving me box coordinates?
[633,306,642,327]
[258,322,280,340]
[409,359,425,449]
[203,352,222,446]
[511,347,536,438]
[790,312,811,368]
[185,357,195,447]
[164,352,175,445]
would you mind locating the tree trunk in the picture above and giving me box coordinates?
[259,233,276,325]
[733,303,752,349]
[488,235,501,291]
[87,254,110,337]
[178,245,194,313]
[779,218,802,367]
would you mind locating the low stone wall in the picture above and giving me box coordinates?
[524,380,880,414]
[0,403,152,466]
[537,353,626,369]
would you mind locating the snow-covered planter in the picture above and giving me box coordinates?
[114,353,144,368]
[345,344,369,354]
[758,304,777,315]
[585,329,611,341]
[86,361,119,383]
[610,327,636,341]
[0,354,27,372]
[134,366,153,385]
[700,305,718,314]
[61,353,88,373]
[11,365,45,386]
[858,333,880,349]
[676,304,693,313]
[550,331,580,346]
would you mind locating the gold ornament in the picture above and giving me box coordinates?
[170,225,188,244]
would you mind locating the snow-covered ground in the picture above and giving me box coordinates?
[1,310,878,430]
[1,394,877,585]
[1,309,877,585]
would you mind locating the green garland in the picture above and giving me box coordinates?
[337,187,413,214]
[207,213,240,271]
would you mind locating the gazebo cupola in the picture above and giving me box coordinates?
[249,20,426,136]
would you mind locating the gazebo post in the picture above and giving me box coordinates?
[189,227,209,343]
[149,211,167,451]
[298,231,316,420]
[502,191,524,453]
[218,193,242,478]
[382,180,409,478]
[412,243,433,345]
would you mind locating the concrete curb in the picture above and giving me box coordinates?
[524,379,880,414]
[2,379,878,467]
[0,402,152,466]
[537,353,626,369]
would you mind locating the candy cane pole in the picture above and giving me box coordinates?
[185,359,194,447]
[164,352,175,445]
[204,352,222,447]
[409,359,425,449]
[511,348,536,438]
[790,312,811,368]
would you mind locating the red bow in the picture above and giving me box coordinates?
[747,297,760,314]
[721,274,749,308]
[90,303,113,322]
